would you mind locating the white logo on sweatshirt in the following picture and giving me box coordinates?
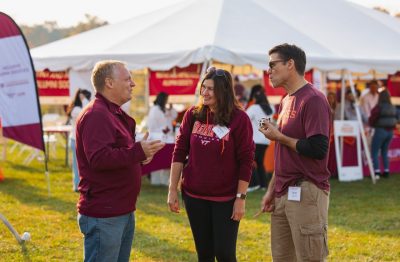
[201,140,210,146]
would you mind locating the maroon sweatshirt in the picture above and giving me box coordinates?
[172,107,255,200]
[76,93,146,218]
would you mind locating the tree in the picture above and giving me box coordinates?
[373,6,390,15]
[20,15,108,48]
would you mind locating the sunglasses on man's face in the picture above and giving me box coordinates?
[268,59,286,70]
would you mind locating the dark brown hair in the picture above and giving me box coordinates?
[194,68,241,125]
[378,89,392,105]
[269,43,306,75]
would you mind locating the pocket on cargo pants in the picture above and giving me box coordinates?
[300,223,329,261]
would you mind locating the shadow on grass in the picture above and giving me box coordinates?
[134,228,196,261]
[138,176,400,238]
[4,161,45,174]
[0,177,76,216]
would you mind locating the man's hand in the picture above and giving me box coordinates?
[231,198,245,221]
[140,132,165,158]
[259,121,282,142]
[141,156,153,165]
[167,189,180,213]
[260,190,275,213]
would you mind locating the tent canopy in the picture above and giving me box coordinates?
[31,0,400,73]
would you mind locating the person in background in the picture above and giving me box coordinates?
[234,75,247,107]
[327,91,340,121]
[147,92,171,185]
[66,88,91,192]
[165,103,178,133]
[246,84,263,109]
[360,80,379,119]
[360,80,380,141]
[168,67,254,262]
[147,92,170,135]
[246,85,274,192]
[259,43,331,262]
[344,89,358,121]
[369,89,398,179]
[326,91,339,177]
[76,60,165,262]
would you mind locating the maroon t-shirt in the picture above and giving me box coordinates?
[274,84,331,197]
[172,107,255,200]
[76,93,146,218]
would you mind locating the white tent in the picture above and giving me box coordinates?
[31,0,400,74]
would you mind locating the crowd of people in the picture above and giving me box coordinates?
[65,43,398,262]
[326,80,398,179]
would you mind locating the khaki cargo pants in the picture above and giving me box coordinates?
[271,181,329,262]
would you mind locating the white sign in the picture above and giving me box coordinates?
[334,120,363,181]
[0,36,40,127]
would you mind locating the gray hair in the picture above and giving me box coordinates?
[91,60,126,92]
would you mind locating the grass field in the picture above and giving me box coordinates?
[0,141,399,261]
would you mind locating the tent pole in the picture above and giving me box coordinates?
[347,71,376,184]
[145,68,150,114]
[340,70,345,121]
[339,70,345,165]
[320,69,327,94]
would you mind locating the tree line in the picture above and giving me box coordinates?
[20,14,108,48]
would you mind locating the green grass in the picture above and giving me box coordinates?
[0,140,399,261]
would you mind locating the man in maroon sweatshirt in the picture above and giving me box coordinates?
[76,60,164,262]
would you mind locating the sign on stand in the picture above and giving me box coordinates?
[334,120,363,181]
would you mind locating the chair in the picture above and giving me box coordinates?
[23,134,57,165]
[42,113,61,127]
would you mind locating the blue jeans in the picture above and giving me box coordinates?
[78,212,135,262]
[371,128,393,171]
[70,138,79,191]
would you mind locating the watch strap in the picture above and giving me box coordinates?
[236,193,247,200]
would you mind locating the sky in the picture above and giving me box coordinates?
[1,0,400,27]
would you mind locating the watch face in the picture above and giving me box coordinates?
[237,193,246,199]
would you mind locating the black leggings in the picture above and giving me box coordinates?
[182,192,239,262]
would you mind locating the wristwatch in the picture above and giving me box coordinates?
[236,193,247,200]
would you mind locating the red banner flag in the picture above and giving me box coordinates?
[149,64,201,95]
[263,69,313,96]
[387,71,400,97]
[36,70,69,96]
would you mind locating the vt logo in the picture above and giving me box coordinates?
[201,140,210,146]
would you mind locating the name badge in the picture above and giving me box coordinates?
[212,125,229,139]
[288,186,301,201]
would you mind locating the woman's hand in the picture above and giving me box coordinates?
[167,189,180,213]
[231,198,245,221]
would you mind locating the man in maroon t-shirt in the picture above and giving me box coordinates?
[259,44,331,262]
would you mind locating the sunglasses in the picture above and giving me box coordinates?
[206,66,229,82]
[268,59,286,70]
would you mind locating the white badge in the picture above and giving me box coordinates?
[212,125,229,139]
[288,186,301,201]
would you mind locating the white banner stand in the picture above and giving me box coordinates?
[334,120,363,181]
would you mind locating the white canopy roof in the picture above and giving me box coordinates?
[31,0,400,73]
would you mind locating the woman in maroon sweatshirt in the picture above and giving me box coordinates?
[168,67,255,262]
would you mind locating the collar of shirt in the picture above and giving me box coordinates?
[95,93,124,115]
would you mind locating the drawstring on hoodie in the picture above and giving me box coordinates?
[207,108,225,155]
